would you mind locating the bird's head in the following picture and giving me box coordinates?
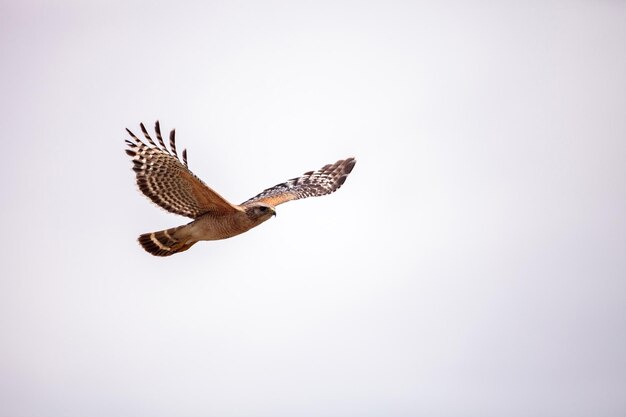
[244,203,276,224]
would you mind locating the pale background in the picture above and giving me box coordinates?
[1,1,625,416]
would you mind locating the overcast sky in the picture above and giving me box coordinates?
[1,1,625,416]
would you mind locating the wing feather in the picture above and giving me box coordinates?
[125,121,239,218]
[242,157,356,207]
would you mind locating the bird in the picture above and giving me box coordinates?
[125,121,356,256]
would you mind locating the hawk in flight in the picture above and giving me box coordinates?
[125,121,356,256]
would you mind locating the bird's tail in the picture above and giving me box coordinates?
[138,225,196,257]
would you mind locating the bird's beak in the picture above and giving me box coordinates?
[272,209,277,217]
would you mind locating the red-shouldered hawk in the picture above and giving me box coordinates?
[125,121,356,256]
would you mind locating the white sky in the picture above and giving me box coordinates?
[1,1,625,416]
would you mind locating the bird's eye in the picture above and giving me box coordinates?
[259,206,268,212]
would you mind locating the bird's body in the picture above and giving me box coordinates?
[125,121,356,256]
[137,206,274,256]
[187,209,271,241]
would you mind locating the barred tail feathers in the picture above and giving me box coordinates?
[138,225,196,257]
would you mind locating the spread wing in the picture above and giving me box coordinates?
[125,121,239,218]
[242,157,356,207]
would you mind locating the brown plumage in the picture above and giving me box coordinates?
[125,121,356,256]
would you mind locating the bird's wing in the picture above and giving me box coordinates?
[125,121,239,218]
[241,157,356,207]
